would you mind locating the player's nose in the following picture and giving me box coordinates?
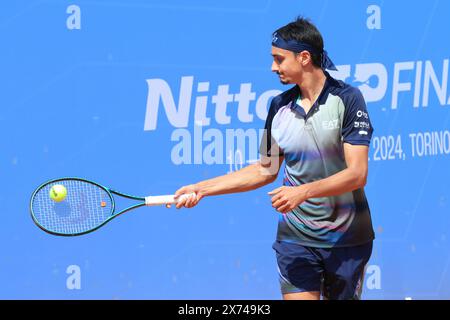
[271,61,279,73]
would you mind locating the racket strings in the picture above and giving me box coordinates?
[31,179,113,235]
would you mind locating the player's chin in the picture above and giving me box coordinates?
[278,77,291,85]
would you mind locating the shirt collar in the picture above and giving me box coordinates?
[291,71,333,110]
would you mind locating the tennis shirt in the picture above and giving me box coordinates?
[260,71,375,248]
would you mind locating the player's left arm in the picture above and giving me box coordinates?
[304,142,369,196]
[270,143,368,213]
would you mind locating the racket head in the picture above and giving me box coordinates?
[30,177,115,236]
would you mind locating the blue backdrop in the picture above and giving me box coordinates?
[1,0,450,299]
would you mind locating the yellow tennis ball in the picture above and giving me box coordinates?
[49,184,67,202]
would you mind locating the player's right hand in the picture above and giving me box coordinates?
[174,184,203,209]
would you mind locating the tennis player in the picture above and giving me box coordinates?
[175,17,375,300]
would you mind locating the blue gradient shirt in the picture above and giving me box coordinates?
[260,72,375,248]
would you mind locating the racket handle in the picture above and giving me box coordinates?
[144,193,196,206]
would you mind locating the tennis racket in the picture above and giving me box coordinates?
[30,177,195,236]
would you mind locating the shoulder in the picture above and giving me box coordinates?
[268,85,298,115]
[327,76,365,108]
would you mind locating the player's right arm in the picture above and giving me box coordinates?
[174,155,284,208]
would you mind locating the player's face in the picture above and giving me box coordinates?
[271,46,303,85]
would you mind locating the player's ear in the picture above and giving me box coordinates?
[297,50,311,67]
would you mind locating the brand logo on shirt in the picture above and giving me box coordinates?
[354,121,371,129]
[322,119,340,130]
[354,110,371,134]
[357,110,369,119]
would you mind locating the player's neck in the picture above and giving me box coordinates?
[297,68,326,101]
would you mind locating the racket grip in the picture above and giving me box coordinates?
[144,193,196,206]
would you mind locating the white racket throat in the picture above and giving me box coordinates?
[144,193,196,206]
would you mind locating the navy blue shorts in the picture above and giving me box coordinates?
[273,240,373,300]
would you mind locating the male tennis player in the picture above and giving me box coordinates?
[175,17,375,300]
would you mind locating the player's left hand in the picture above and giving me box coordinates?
[268,186,308,214]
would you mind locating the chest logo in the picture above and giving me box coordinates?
[322,119,340,130]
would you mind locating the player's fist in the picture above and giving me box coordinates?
[174,184,203,209]
[268,185,308,214]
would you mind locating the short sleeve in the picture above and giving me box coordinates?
[259,98,284,157]
[341,87,374,146]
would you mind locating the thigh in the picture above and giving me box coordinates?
[273,241,324,296]
[321,241,373,300]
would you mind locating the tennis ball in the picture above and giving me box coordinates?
[49,184,67,202]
